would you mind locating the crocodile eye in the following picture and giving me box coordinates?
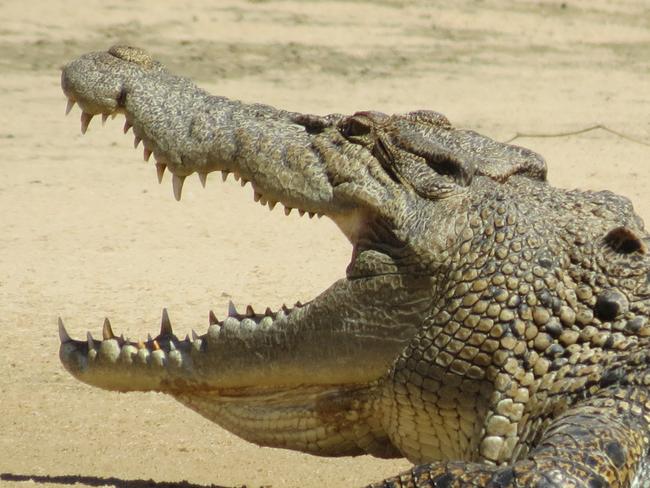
[339,117,372,138]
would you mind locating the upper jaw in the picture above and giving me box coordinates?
[61,47,403,232]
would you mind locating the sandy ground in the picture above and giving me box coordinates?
[1,0,649,487]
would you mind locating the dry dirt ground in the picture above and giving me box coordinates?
[1,1,649,487]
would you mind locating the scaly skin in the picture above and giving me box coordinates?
[59,46,650,486]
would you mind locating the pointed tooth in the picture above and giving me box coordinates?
[268,201,277,211]
[102,317,115,340]
[265,307,273,316]
[156,163,166,184]
[184,334,190,342]
[282,304,290,313]
[284,207,292,216]
[152,340,160,351]
[101,113,109,125]
[260,196,268,206]
[254,192,262,202]
[147,333,153,342]
[308,212,315,218]
[80,112,93,134]
[160,308,173,336]
[143,147,152,161]
[65,98,75,115]
[221,171,229,182]
[246,305,255,317]
[134,135,142,148]
[233,172,240,182]
[137,340,146,350]
[228,300,238,317]
[169,341,176,351]
[172,174,186,201]
[295,300,303,307]
[87,332,95,349]
[209,310,218,326]
[123,119,132,134]
[299,209,306,217]
[198,172,208,188]
[192,329,201,341]
[317,213,323,219]
[58,318,71,343]
[240,179,248,187]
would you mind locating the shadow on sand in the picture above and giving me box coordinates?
[0,472,257,488]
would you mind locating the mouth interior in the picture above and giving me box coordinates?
[62,98,371,348]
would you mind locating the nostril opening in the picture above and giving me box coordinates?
[108,45,154,68]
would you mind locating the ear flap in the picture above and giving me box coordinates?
[394,111,547,184]
[457,129,547,182]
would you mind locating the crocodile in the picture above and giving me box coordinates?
[58,46,650,487]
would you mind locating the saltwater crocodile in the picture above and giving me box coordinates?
[58,46,650,487]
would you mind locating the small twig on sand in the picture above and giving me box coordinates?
[505,124,650,147]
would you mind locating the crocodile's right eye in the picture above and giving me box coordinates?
[339,117,372,138]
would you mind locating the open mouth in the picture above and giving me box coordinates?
[57,47,430,402]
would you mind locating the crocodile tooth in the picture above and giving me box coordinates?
[246,305,255,317]
[147,333,153,342]
[298,209,306,217]
[58,318,71,343]
[282,303,290,313]
[295,300,303,307]
[102,317,115,340]
[284,206,292,216]
[172,174,186,201]
[156,163,166,184]
[80,112,93,134]
[169,341,177,351]
[227,300,238,317]
[308,212,316,219]
[133,135,142,148]
[317,213,323,219]
[192,329,201,341]
[101,113,109,125]
[268,201,277,211]
[137,340,146,350]
[240,178,248,187]
[254,192,262,202]
[198,172,208,188]
[184,334,190,342]
[233,172,240,182]
[160,308,173,336]
[87,331,95,350]
[209,310,218,326]
[152,340,160,351]
[123,119,132,134]
[221,171,229,182]
[143,147,152,161]
[65,98,75,116]
[259,196,268,206]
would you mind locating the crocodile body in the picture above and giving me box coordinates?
[58,46,650,487]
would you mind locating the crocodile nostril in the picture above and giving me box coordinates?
[108,45,155,68]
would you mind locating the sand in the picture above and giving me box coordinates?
[1,0,648,486]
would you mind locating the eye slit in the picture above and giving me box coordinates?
[339,117,372,138]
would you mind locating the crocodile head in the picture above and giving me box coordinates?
[58,46,555,457]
